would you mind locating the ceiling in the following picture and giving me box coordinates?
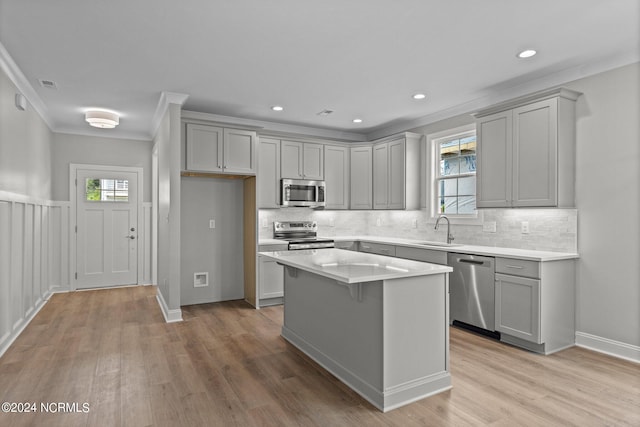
[0,0,638,141]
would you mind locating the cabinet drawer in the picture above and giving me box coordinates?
[395,246,447,265]
[496,258,540,279]
[334,241,357,251]
[358,241,396,257]
[258,244,289,252]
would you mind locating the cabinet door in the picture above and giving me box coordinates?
[281,141,303,179]
[303,143,324,180]
[512,98,558,207]
[476,111,512,207]
[324,145,349,209]
[349,146,373,209]
[259,255,284,299]
[373,143,389,209]
[224,128,256,174]
[258,138,280,208]
[387,139,406,209]
[495,273,541,343]
[185,124,223,172]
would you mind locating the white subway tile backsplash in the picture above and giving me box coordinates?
[259,208,577,253]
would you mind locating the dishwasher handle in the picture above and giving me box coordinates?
[458,259,486,265]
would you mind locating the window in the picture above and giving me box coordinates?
[428,125,477,219]
[85,178,129,202]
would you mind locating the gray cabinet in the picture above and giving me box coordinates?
[494,257,575,354]
[334,240,357,251]
[281,140,323,180]
[257,137,280,208]
[185,123,256,175]
[257,243,288,307]
[324,145,349,209]
[475,88,580,208]
[349,146,373,209]
[371,133,421,210]
[395,246,447,265]
[358,241,396,257]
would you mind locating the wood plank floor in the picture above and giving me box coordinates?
[0,285,638,427]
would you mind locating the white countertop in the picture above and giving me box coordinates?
[259,235,578,261]
[259,248,452,284]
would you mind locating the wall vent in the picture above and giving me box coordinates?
[317,109,334,116]
[194,272,209,287]
[38,79,58,89]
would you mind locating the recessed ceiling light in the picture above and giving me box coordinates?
[352,118,363,124]
[412,93,426,100]
[517,49,537,59]
[85,110,119,129]
[271,105,284,111]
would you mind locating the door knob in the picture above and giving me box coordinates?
[126,235,136,239]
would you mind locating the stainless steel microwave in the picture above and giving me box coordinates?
[281,179,325,208]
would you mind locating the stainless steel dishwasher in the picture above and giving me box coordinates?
[447,253,499,338]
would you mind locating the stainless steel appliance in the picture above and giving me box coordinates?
[448,253,500,338]
[273,221,334,250]
[280,179,326,208]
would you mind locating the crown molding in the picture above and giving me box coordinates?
[368,51,640,140]
[0,41,54,130]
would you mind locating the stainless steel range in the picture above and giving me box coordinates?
[273,221,334,250]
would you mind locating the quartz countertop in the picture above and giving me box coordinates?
[259,248,452,284]
[258,235,578,261]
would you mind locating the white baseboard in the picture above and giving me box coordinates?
[575,332,640,364]
[0,290,53,359]
[156,289,182,323]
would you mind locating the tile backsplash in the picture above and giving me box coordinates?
[258,208,577,253]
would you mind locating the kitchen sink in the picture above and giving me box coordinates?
[416,241,463,247]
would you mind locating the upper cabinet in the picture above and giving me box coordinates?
[324,145,349,210]
[257,137,280,208]
[372,133,421,210]
[281,141,324,180]
[185,123,257,175]
[475,88,580,208]
[350,146,373,209]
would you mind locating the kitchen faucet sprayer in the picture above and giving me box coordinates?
[435,214,454,244]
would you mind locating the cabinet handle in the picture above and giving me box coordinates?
[361,245,371,250]
[504,265,524,269]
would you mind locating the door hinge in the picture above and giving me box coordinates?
[75,272,77,280]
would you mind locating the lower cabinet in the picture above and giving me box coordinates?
[395,246,447,265]
[257,243,287,307]
[495,273,541,343]
[334,240,357,251]
[494,257,575,354]
[358,241,396,257]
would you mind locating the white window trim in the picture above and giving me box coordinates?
[425,123,483,225]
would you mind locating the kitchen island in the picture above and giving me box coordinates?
[258,248,453,412]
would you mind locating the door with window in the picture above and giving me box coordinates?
[76,168,138,288]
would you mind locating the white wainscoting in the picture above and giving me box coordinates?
[0,192,71,358]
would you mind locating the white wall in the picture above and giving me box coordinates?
[180,176,244,305]
[0,66,71,357]
[51,133,153,202]
[567,63,639,352]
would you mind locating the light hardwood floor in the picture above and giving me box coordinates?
[0,285,638,427]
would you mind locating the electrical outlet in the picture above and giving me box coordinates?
[209,219,216,229]
[521,221,530,234]
[261,218,268,228]
[412,218,418,228]
[329,218,335,227]
[376,217,382,227]
[483,221,497,233]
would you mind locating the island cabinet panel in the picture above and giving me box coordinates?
[281,266,450,412]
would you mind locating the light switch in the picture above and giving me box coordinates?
[329,218,335,227]
[412,219,418,228]
[483,221,497,233]
[209,219,216,229]
[261,218,268,228]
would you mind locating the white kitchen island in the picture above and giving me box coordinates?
[258,248,453,412]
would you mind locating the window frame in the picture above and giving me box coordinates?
[425,124,482,225]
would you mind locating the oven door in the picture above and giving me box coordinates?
[281,179,325,207]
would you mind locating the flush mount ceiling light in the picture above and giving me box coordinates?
[271,105,284,111]
[412,93,426,100]
[85,110,119,129]
[517,49,537,59]
[352,118,363,124]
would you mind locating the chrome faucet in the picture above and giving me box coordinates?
[434,214,454,244]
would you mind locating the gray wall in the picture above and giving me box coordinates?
[180,176,244,305]
[51,133,152,202]
[0,68,52,199]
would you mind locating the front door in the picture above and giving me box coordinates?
[76,168,138,289]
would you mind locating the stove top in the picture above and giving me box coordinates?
[273,221,334,250]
